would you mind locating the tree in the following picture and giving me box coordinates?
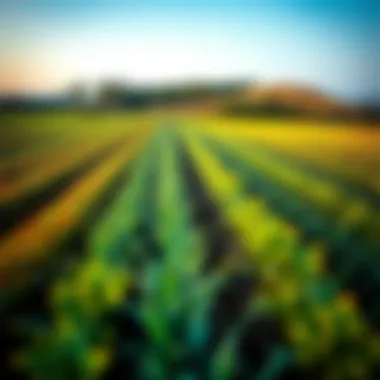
[67,81,88,108]
[98,81,127,108]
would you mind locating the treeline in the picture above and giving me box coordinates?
[68,80,249,109]
[0,96,69,112]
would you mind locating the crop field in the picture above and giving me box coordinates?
[0,112,380,380]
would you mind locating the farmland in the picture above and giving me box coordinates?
[0,112,379,379]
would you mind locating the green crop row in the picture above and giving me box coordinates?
[206,132,380,247]
[110,127,241,379]
[15,133,158,380]
[203,133,380,326]
[14,126,239,379]
[183,129,380,379]
[6,123,379,380]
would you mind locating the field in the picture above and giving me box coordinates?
[1,112,380,380]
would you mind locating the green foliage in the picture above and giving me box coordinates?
[8,122,380,380]
[18,136,158,380]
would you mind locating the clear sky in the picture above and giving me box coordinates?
[0,0,379,103]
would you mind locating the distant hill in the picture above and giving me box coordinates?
[220,82,361,119]
[243,82,344,113]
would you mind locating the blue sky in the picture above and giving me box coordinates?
[1,0,379,102]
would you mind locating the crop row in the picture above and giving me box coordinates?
[15,129,159,380]
[201,133,380,328]
[182,129,380,379]
[2,123,379,380]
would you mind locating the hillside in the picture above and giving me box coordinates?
[219,81,361,119]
